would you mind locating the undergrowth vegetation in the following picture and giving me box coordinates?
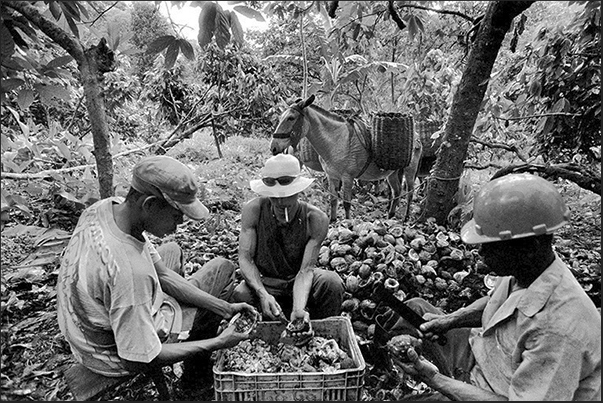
[1,131,599,401]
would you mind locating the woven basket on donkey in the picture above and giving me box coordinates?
[296,137,323,172]
[371,112,414,170]
[415,120,443,158]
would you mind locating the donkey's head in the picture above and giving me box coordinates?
[270,94,315,155]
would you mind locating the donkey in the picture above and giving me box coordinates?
[270,95,422,223]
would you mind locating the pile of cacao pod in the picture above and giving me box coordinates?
[316,217,489,340]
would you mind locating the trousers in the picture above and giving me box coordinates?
[232,268,344,319]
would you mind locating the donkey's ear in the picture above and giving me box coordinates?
[303,94,315,107]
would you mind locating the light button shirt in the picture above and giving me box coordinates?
[468,256,601,400]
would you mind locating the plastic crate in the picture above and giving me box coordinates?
[213,316,365,401]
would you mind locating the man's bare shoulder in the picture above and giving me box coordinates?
[305,202,329,236]
[241,197,263,225]
[242,197,263,210]
[305,202,328,220]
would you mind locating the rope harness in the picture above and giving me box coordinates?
[350,118,374,178]
[273,104,305,139]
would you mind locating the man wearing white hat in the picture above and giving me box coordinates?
[233,154,344,345]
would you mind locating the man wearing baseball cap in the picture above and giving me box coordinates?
[232,154,344,345]
[57,156,256,384]
[382,173,600,400]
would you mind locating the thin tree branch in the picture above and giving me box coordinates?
[491,163,601,195]
[388,0,406,30]
[464,162,504,170]
[1,143,154,180]
[4,1,85,63]
[470,136,528,162]
[65,95,85,132]
[86,2,119,26]
[397,4,477,23]
[493,112,581,121]
[300,12,308,99]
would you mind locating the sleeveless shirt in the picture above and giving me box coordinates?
[254,198,309,280]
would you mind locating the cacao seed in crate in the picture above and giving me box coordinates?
[213,316,365,401]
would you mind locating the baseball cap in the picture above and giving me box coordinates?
[131,156,209,220]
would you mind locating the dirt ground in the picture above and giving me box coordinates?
[1,177,599,401]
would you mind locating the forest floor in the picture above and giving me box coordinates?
[1,135,600,401]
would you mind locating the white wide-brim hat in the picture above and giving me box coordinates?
[250,154,315,198]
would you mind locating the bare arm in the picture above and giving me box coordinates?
[419,295,488,341]
[122,267,254,373]
[154,259,232,317]
[124,325,248,372]
[290,205,329,320]
[394,297,498,399]
[445,295,488,328]
[238,199,282,319]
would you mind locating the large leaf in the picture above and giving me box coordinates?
[164,41,180,69]
[552,97,570,113]
[4,19,30,50]
[74,1,89,20]
[11,16,37,41]
[53,140,72,161]
[60,2,83,21]
[1,78,24,92]
[34,84,71,104]
[16,89,34,110]
[229,12,245,47]
[146,35,176,54]
[64,14,80,39]
[45,55,74,70]
[0,21,15,59]
[198,2,218,48]
[119,47,143,56]
[178,39,195,61]
[48,2,62,20]
[407,15,418,41]
[214,8,231,49]
[233,5,265,22]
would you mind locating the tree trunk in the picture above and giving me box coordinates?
[420,1,534,224]
[5,2,115,198]
[81,42,114,198]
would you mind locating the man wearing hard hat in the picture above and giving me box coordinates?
[388,173,601,400]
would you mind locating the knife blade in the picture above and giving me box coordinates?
[372,280,447,346]
[277,312,290,325]
[277,312,297,345]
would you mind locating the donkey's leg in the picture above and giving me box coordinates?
[401,166,416,222]
[398,139,422,222]
[386,170,402,219]
[341,176,355,219]
[328,176,340,222]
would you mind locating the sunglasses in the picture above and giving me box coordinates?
[262,176,297,186]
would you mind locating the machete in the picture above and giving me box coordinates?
[372,280,447,346]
